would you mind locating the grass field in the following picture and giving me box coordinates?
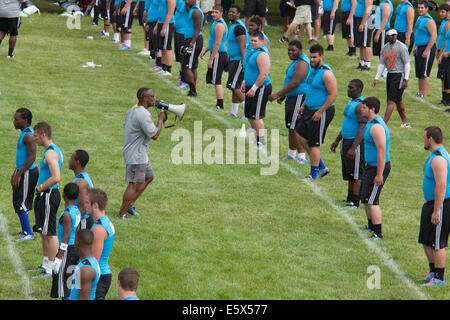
[0,10,449,302]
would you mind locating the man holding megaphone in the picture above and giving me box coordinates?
[117,88,167,219]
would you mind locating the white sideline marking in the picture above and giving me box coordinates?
[134,56,429,299]
[0,211,34,300]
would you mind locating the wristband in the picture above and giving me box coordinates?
[251,84,259,92]
[60,243,68,251]
[38,184,43,192]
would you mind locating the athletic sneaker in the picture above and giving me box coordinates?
[28,265,45,273]
[296,158,308,164]
[400,122,411,128]
[152,64,162,71]
[187,90,198,97]
[100,31,110,38]
[344,205,360,210]
[416,93,424,98]
[32,271,52,279]
[119,45,131,50]
[6,55,14,59]
[317,167,330,178]
[241,115,248,120]
[226,112,238,118]
[15,234,35,242]
[116,214,128,220]
[369,234,383,241]
[279,37,289,44]
[302,175,314,180]
[159,70,172,76]
[422,278,445,286]
[127,206,140,216]
[178,82,189,89]
[361,227,373,233]
[282,154,297,161]
[111,39,119,43]
[254,141,266,150]
[360,65,370,71]
[418,272,435,282]
[214,105,224,110]
[137,48,150,56]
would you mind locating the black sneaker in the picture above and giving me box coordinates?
[346,51,356,56]
[214,105,224,110]
[356,64,362,70]
[360,65,370,71]
[326,45,334,51]
[279,37,289,44]
[187,90,198,97]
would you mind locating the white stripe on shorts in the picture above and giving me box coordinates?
[212,53,219,84]
[435,206,444,250]
[353,145,360,180]
[231,61,243,89]
[290,95,303,130]
[368,184,379,205]
[255,87,265,120]
[21,170,29,212]
[188,41,197,69]
[319,109,327,145]
[163,25,170,50]
[43,191,51,235]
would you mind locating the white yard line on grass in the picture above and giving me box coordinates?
[0,210,34,300]
[134,56,429,300]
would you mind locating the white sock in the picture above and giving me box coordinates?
[43,257,52,274]
[288,149,297,158]
[231,103,239,115]
[366,61,371,68]
[113,33,119,41]
[360,59,364,66]
[124,40,131,47]
[298,152,306,160]
[241,101,245,110]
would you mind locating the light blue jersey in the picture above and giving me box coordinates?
[305,63,335,110]
[363,115,390,167]
[284,53,311,97]
[415,14,436,47]
[38,144,63,189]
[91,216,115,275]
[70,257,101,300]
[209,18,228,53]
[394,1,414,33]
[423,146,450,201]
[57,205,81,246]
[341,96,364,139]
[16,126,37,171]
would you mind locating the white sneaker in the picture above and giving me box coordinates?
[15,234,35,242]
[137,48,150,56]
[6,55,14,59]
[400,122,411,128]
[159,70,172,76]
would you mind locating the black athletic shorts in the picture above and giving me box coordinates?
[109,0,116,24]
[174,31,184,62]
[137,0,145,26]
[206,52,228,85]
[360,162,391,205]
[181,35,203,70]
[244,0,267,17]
[442,57,450,90]
[295,105,335,147]
[33,188,61,236]
[418,198,450,250]
[118,1,136,33]
[0,17,20,36]
[157,22,174,50]
[95,273,112,300]
[244,84,272,120]
[146,21,158,51]
[341,11,354,39]
[341,139,365,181]
[279,0,296,19]
[353,17,372,48]
[12,167,39,214]
[372,29,387,57]
[414,44,436,79]
[386,72,406,102]
[96,0,108,20]
[226,59,244,90]
[322,11,336,35]
[437,55,447,79]
[397,31,414,54]
[51,245,79,298]
[285,95,305,129]
[311,1,319,20]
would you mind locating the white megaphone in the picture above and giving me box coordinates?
[155,100,186,121]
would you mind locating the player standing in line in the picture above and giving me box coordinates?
[50,183,81,300]
[225,4,248,118]
[87,188,115,300]
[69,229,101,300]
[295,44,337,180]
[173,0,189,88]
[116,0,138,50]
[353,0,373,71]
[12,108,39,242]
[200,5,228,110]
[181,0,204,97]
[340,0,357,56]
[418,126,450,286]
[359,97,391,240]
[436,5,450,105]
[69,149,94,218]
[155,0,175,75]
[31,122,63,279]
[118,267,140,300]
[268,40,310,164]
[372,0,393,60]
[330,79,366,210]
[394,0,414,54]
[321,0,339,51]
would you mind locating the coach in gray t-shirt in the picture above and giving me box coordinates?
[117,88,167,219]
[373,28,411,127]
[0,0,28,58]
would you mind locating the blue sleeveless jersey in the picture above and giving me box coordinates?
[70,257,101,300]
[158,0,175,24]
[355,0,368,18]
[209,18,228,53]
[438,19,449,50]
[16,126,37,171]
[57,205,81,246]
[305,63,335,110]
[174,0,187,33]
[445,28,450,53]
[227,19,247,61]
[91,216,115,275]
[341,96,364,139]
[284,53,311,97]
[146,0,160,23]
[363,115,390,166]
[243,46,271,87]
[323,0,334,12]
[374,0,393,30]
[73,172,94,208]
[415,14,435,47]
[38,144,63,189]
[394,1,413,33]
[124,296,140,300]
[341,0,352,12]
[423,146,450,201]
[184,5,204,38]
